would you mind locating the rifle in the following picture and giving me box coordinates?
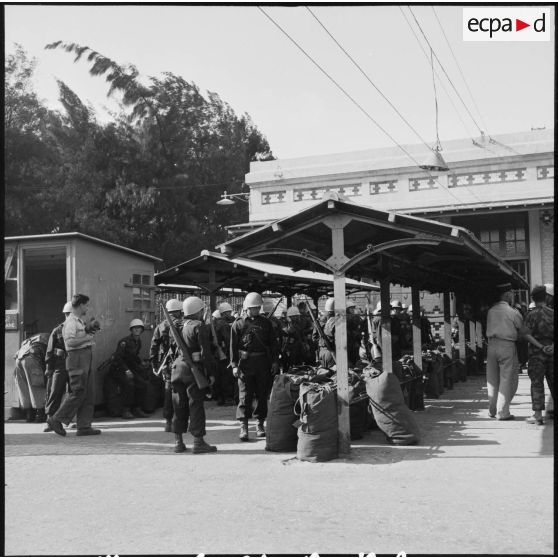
[155,347,173,377]
[303,299,336,364]
[266,297,283,319]
[161,303,209,390]
[209,316,227,362]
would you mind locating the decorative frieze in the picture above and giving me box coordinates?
[293,184,361,202]
[369,180,398,195]
[537,165,554,180]
[448,168,526,188]
[409,176,439,191]
[261,190,287,205]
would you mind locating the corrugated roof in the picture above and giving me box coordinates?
[5,232,162,262]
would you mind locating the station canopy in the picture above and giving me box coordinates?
[155,249,379,298]
[216,195,528,299]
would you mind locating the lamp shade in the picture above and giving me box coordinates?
[419,148,449,172]
[216,197,235,206]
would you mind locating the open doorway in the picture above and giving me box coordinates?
[22,246,67,338]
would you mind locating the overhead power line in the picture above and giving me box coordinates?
[258,6,472,207]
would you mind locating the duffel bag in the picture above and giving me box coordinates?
[296,382,338,462]
[364,367,420,446]
[266,374,300,452]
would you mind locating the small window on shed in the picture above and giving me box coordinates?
[128,273,154,327]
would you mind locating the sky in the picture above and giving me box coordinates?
[5,4,555,160]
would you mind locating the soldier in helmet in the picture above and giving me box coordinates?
[346,299,364,366]
[230,292,279,441]
[171,296,218,453]
[315,297,336,368]
[281,306,306,371]
[150,298,183,431]
[108,319,150,419]
[211,302,236,405]
[43,301,73,432]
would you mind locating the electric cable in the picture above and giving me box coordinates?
[258,6,472,207]
[407,7,484,135]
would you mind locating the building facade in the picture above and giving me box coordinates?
[234,129,554,335]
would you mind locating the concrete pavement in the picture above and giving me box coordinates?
[4,373,553,556]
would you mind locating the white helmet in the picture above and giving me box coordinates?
[218,302,233,314]
[528,301,536,309]
[391,299,402,308]
[62,301,73,313]
[130,318,145,330]
[544,283,554,296]
[401,303,408,310]
[324,297,335,312]
[346,299,356,309]
[165,299,183,313]
[286,306,300,317]
[183,296,205,316]
[244,292,263,308]
[212,309,221,318]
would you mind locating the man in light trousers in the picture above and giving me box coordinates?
[486,283,523,420]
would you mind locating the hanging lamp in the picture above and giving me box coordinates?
[420,47,449,172]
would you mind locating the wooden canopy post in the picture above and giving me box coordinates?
[443,292,453,356]
[379,277,393,373]
[411,287,422,371]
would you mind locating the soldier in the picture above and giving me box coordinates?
[150,299,183,431]
[43,301,73,432]
[521,285,554,425]
[211,302,235,405]
[48,293,102,437]
[315,297,336,368]
[346,300,364,366]
[14,332,50,423]
[109,319,150,420]
[230,292,279,441]
[171,296,218,454]
[281,306,306,371]
[297,301,316,363]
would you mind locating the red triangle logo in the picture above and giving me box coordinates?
[516,19,530,31]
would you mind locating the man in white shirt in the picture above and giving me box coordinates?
[47,294,101,437]
[486,283,523,420]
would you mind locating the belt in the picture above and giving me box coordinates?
[488,337,516,342]
[67,345,92,351]
[240,350,267,358]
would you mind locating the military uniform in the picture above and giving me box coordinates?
[522,305,554,412]
[109,334,148,412]
[44,323,69,421]
[171,318,216,436]
[347,313,364,366]
[230,314,278,422]
[14,333,49,421]
[211,314,235,404]
[150,318,182,424]
[318,315,336,368]
[281,317,306,371]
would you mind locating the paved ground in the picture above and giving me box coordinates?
[4,373,554,556]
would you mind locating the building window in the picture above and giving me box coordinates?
[4,249,18,311]
[130,273,154,326]
[508,260,529,306]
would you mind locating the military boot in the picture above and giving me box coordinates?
[174,433,186,453]
[122,408,135,419]
[239,420,249,442]
[25,408,35,423]
[193,436,217,454]
[35,408,47,423]
[256,419,266,438]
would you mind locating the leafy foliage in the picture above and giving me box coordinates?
[6,43,274,268]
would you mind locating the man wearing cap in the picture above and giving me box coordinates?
[485,283,523,420]
[230,292,279,441]
[109,319,150,419]
[521,285,554,425]
[43,302,73,432]
[150,299,183,431]
[47,293,102,437]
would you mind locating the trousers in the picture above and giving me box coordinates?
[486,338,519,419]
[45,369,69,417]
[171,373,206,437]
[528,354,554,412]
[109,368,147,409]
[213,359,235,402]
[53,347,95,429]
[236,354,270,421]
[14,356,46,409]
